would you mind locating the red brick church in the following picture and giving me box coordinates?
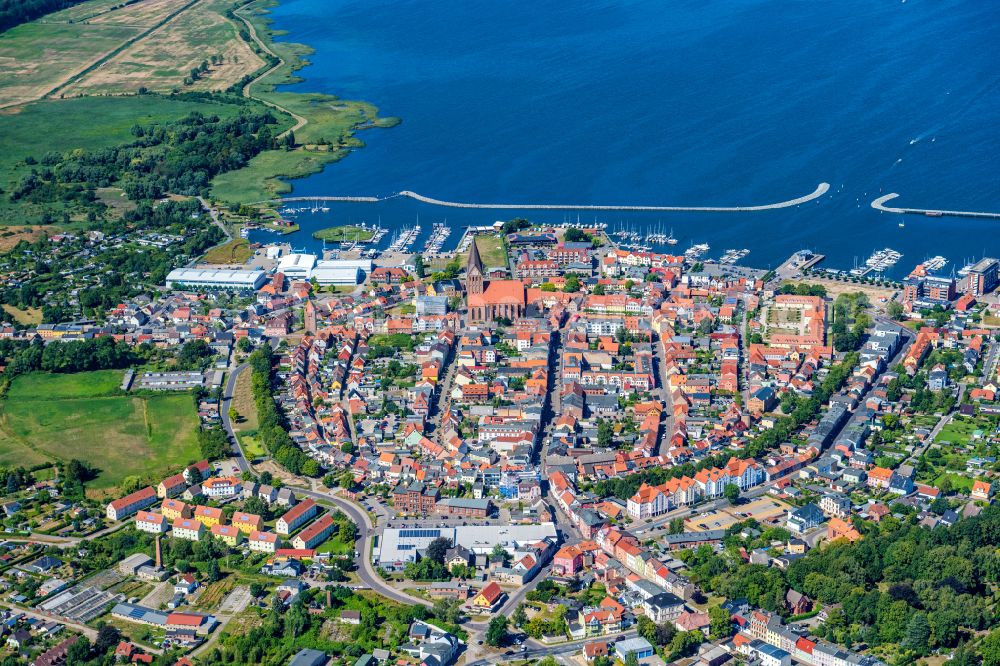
[466,238,526,323]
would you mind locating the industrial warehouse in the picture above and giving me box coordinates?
[165,267,267,291]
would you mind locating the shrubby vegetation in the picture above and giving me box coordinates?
[0,199,224,324]
[201,585,460,665]
[12,111,281,205]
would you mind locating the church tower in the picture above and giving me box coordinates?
[466,238,484,296]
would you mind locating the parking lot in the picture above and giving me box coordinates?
[685,497,791,532]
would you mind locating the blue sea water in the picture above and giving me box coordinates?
[252,0,1000,276]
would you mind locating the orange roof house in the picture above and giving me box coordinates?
[472,581,505,609]
[827,516,862,543]
[972,479,994,501]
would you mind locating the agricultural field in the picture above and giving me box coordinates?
[0,370,201,492]
[44,0,171,25]
[0,20,141,109]
[64,0,265,96]
[0,0,262,107]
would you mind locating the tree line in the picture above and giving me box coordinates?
[247,346,321,477]
[0,0,87,33]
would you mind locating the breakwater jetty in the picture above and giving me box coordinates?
[871,193,1000,220]
[276,196,381,203]
[266,183,831,212]
[395,182,830,212]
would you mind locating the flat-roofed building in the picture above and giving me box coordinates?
[376,523,557,569]
[967,257,1000,296]
[276,253,318,280]
[165,268,266,291]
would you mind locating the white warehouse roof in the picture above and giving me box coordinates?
[312,265,361,285]
[166,267,266,290]
[277,253,318,275]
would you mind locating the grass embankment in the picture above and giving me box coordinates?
[311,225,375,242]
[431,235,508,270]
[203,238,253,264]
[0,95,254,225]
[210,0,399,203]
[230,368,265,459]
[0,370,200,492]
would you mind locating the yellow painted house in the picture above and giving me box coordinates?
[211,524,243,547]
[472,581,504,610]
[161,499,190,522]
[231,512,264,534]
[193,505,224,528]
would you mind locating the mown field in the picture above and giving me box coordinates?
[63,0,265,96]
[0,0,264,107]
[0,20,141,109]
[0,370,201,492]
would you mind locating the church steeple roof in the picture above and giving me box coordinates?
[467,237,484,274]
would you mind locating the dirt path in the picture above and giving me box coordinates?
[232,0,306,138]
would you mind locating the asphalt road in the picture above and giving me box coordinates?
[464,630,638,666]
[296,487,432,608]
[221,361,252,472]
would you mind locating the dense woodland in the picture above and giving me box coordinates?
[677,503,1000,662]
[0,0,87,33]
[0,337,134,383]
